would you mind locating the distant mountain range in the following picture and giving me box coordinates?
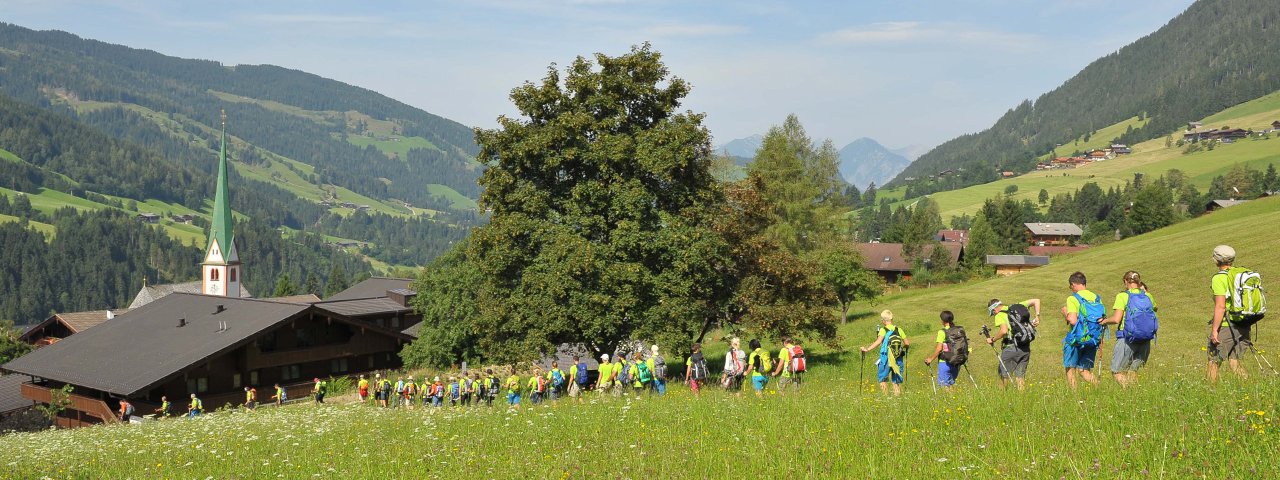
[715,135,919,189]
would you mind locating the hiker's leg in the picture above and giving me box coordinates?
[878,382,888,394]
[891,382,902,396]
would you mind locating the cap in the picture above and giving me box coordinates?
[1213,245,1236,264]
[601,353,610,361]
[987,301,1002,316]
[651,344,659,353]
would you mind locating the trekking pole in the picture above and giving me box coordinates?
[1247,324,1277,375]
[981,325,1013,386]
[927,360,937,394]
[858,350,866,390]
[962,364,979,389]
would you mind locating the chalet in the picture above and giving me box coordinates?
[136,213,160,224]
[1184,128,1249,142]
[1029,245,1090,257]
[1025,222,1082,246]
[355,205,371,212]
[340,202,358,209]
[1001,171,1015,178]
[2,293,415,428]
[170,214,195,224]
[330,240,363,249]
[986,255,1050,276]
[1205,199,1248,212]
[854,242,964,284]
[18,309,128,346]
[1109,144,1131,155]
[1271,120,1280,132]
[935,229,968,245]
[1087,150,1109,160]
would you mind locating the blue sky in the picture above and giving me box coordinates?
[2,0,1195,151]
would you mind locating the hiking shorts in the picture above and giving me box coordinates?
[507,393,520,405]
[1208,323,1251,362]
[689,378,702,392]
[777,376,793,390]
[937,361,958,386]
[876,357,905,384]
[1062,343,1097,370]
[998,345,1030,379]
[568,383,581,398]
[751,375,768,391]
[1110,338,1151,373]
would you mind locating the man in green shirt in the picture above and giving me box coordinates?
[1208,245,1249,382]
[771,337,795,392]
[1061,271,1102,390]
[985,297,1041,390]
[595,354,613,393]
[505,368,522,408]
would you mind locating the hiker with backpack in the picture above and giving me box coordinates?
[924,311,968,389]
[1207,245,1267,382]
[569,355,589,402]
[486,369,501,407]
[505,368,522,407]
[431,376,445,407]
[686,342,710,395]
[746,338,772,397]
[528,367,547,405]
[1061,271,1104,390]
[1099,271,1158,386]
[860,310,910,396]
[631,351,652,396]
[547,361,566,402]
[985,297,1042,390]
[647,345,667,396]
[595,354,613,394]
[723,337,746,393]
[771,337,802,391]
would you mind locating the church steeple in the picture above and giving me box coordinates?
[202,109,242,297]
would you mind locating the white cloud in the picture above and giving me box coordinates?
[640,23,748,38]
[818,21,1040,50]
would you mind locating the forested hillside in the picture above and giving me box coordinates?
[891,0,1280,194]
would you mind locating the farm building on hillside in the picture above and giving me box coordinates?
[935,229,968,245]
[986,255,1050,276]
[18,309,129,347]
[1025,223,1083,246]
[854,242,964,284]
[1205,199,1248,212]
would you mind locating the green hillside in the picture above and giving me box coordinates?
[884,89,1280,220]
[2,198,1276,477]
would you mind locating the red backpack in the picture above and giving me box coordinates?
[536,376,548,393]
[789,345,806,373]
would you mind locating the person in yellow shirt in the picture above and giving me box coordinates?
[527,367,545,405]
[1061,271,1103,390]
[506,367,522,408]
[243,386,257,410]
[770,337,794,392]
[595,354,613,394]
[357,375,370,404]
[860,310,910,396]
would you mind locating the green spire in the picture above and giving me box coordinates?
[207,109,234,261]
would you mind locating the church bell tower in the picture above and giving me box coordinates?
[202,110,242,297]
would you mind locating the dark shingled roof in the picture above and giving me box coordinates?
[325,277,413,301]
[57,309,129,333]
[0,374,32,415]
[3,293,309,397]
[854,242,963,273]
[314,298,411,317]
[264,294,322,304]
[985,255,1050,266]
[1024,223,1083,237]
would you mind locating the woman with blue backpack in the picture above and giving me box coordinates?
[1100,271,1158,387]
[1060,271,1104,390]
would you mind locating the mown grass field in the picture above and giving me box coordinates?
[2,198,1277,478]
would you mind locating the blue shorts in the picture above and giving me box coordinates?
[937,361,958,386]
[877,357,905,384]
[1063,344,1098,370]
[752,375,768,391]
[507,393,520,405]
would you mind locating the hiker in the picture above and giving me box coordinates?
[118,399,134,421]
[860,310,910,396]
[614,355,631,397]
[685,343,709,395]
[770,337,797,391]
[1100,271,1158,386]
[357,375,370,403]
[595,354,613,394]
[506,368,522,407]
[985,297,1042,390]
[1061,271,1104,390]
[272,383,286,406]
[924,311,967,389]
[393,377,406,408]
[647,345,667,395]
[187,393,203,417]
[723,337,746,392]
[486,369,500,407]
[746,339,771,397]
[431,376,445,407]
[243,386,257,410]
[153,396,171,419]
[313,378,328,404]
[446,376,459,407]
[1208,245,1263,382]
[568,355,588,402]
[379,375,392,408]
[631,351,650,395]
[547,361,566,401]
[528,367,546,405]
[404,377,418,409]
[463,374,477,406]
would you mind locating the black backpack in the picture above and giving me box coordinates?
[689,352,709,380]
[1006,303,1037,346]
[653,354,666,380]
[487,376,501,397]
[940,326,969,366]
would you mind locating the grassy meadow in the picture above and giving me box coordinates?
[1,198,1277,478]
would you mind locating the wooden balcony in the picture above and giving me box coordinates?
[22,382,119,425]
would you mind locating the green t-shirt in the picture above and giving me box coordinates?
[748,348,770,378]
[777,346,792,377]
[597,361,611,382]
[1065,289,1101,320]
[613,361,625,380]
[567,366,578,385]
[1112,288,1157,330]
[505,375,520,395]
[1212,271,1236,323]
[629,363,641,387]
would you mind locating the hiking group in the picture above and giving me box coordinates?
[855,244,1267,395]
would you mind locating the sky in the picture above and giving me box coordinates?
[1,0,1197,152]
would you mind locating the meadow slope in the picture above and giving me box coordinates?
[0,199,1277,478]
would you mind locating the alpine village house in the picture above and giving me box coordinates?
[2,115,421,428]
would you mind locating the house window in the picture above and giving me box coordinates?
[232,373,242,389]
[391,317,401,328]
[330,358,349,373]
[188,377,209,393]
[281,365,301,381]
[210,269,219,281]
[257,332,277,352]
[230,268,237,282]
[249,370,259,386]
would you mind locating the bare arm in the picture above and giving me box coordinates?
[1025,299,1042,325]
[1210,295,1227,342]
[861,334,886,352]
[925,343,944,364]
[1104,308,1123,326]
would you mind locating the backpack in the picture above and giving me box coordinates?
[617,362,632,384]
[488,377,501,396]
[575,362,589,386]
[405,383,417,397]
[788,345,806,373]
[1069,292,1107,347]
[940,326,969,366]
[551,369,565,388]
[535,376,547,393]
[1219,267,1267,327]
[652,355,666,380]
[752,350,771,374]
[690,352,709,380]
[1005,303,1037,346]
[123,403,135,416]
[636,361,653,384]
[885,327,908,360]
[1120,291,1159,342]
[449,383,460,399]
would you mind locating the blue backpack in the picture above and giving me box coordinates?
[1069,292,1107,347]
[1121,291,1158,342]
[551,369,565,388]
[617,361,631,384]
[575,362,589,386]
[449,383,460,399]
